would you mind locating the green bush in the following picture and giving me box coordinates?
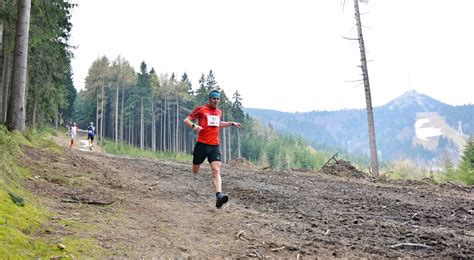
[458,138,474,185]
[24,127,62,154]
[381,159,444,183]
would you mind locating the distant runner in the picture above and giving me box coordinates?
[69,122,78,149]
[184,90,242,208]
[87,122,95,150]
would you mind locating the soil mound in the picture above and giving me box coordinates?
[321,159,368,179]
[228,157,256,169]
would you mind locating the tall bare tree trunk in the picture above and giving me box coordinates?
[175,97,179,152]
[354,0,379,177]
[167,98,171,151]
[170,101,173,152]
[161,105,164,151]
[54,108,59,128]
[95,85,99,140]
[2,54,10,123]
[128,110,132,146]
[161,99,165,150]
[151,100,156,151]
[31,90,37,128]
[169,100,172,151]
[162,98,166,151]
[145,120,148,149]
[100,82,105,145]
[237,129,241,158]
[182,122,186,153]
[223,127,227,163]
[120,83,124,144]
[133,110,136,146]
[140,98,144,149]
[160,103,163,151]
[130,112,135,146]
[115,83,119,143]
[228,127,232,161]
[6,0,31,132]
[3,53,13,123]
[0,22,5,123]
[222,111,227,162]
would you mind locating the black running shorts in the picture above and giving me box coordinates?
[193,142,221,165]
[88,134,94,141]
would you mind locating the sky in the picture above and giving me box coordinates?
[69,0,474,112]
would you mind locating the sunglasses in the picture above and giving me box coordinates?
[211,97,220,100]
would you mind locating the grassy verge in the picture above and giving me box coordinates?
[380,159,473,185]
[0,125,100,258]
[103,140,192,162]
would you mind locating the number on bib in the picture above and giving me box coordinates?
[207,115,220,127]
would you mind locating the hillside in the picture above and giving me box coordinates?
[246,90,473,167]
[5,134,473,258]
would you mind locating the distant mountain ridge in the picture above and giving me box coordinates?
[245,91,473,167]
[384,90,449,111]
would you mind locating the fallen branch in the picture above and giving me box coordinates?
[447,182,471,192]
[321,152,339,169]
[454,207,472,215]
[271,246,285,252]
[236,230,245,238]
[411,212,420,219]
[342,36,359,41]
[236,230,245,237]
[253,250,261,259]
[236,230,248,242]
[390,243,432,249]
[61,198,115,206]
[291,168,313,172]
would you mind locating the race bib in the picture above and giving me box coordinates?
[207,115,220,127]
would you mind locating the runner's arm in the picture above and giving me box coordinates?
[184,117,203,133]
[220,121,242,128]
[183,117,195,129]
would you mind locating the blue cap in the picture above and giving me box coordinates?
[209,90,220,99]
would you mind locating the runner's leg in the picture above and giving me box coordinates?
[210,161,222,192]
[192,142,206,174]
[192,164,201,174]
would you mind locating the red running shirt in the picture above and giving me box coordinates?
[188,104,222,145]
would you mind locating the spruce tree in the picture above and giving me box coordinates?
[459,138,474,185]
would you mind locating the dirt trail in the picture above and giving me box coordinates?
[20,135,473,258]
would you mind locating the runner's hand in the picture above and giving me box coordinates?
[233,122,242,128]
[194,125,203,134]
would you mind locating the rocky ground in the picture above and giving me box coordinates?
[19,135,473,258]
